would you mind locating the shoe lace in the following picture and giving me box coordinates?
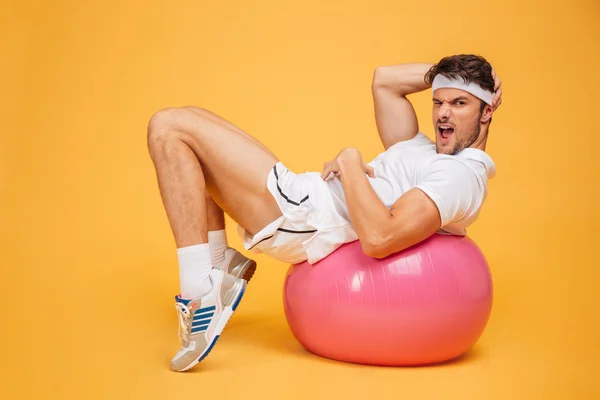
[175,302,191,344]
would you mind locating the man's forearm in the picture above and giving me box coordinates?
[372,63,434,96]
[337,153,391,250]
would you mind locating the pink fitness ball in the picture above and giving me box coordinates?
[283,234,493,366]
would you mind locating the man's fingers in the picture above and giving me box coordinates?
[366,165,375,178]
[321,161,331,180]
[492,69,501,89]
[493,86,503,110]
[321,164,339,180]
[322,160,373,180]
[494,79,502,92]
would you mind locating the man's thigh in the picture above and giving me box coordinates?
[183,107,278,158]
[171,107,283,235]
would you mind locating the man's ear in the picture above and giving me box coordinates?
[480,104,493,123]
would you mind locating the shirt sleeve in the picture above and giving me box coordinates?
[415,157,484,227]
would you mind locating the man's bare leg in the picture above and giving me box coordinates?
[147,105,285,372]
[147,105,282,291]
[147,106,282,246]
[194,106,273,266]
[206,190,225,232]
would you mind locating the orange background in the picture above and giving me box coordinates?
[1,0,599,398]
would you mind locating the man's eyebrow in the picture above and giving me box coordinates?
[432,96,470,102]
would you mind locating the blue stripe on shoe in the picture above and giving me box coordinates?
[197,305,216,313]
[193,312,214,320]
[191,325,208,333]
[192,319,211,328]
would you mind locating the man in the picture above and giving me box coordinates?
[147,54,502,372]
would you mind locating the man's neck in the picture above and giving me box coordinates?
[470,127,489,152]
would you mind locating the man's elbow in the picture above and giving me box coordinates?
[361,235,395,259]
[372,67,392,89]
[372,67,410,96]
[360,228,424,259]
[372,67,383,84]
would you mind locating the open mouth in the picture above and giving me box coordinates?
[438,125,454,142]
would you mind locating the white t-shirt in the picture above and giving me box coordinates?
[325,132,496,236]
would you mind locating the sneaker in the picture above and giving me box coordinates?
[215,248,257,283]
[170,268,246,372]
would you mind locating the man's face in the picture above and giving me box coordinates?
[432,88,483,155]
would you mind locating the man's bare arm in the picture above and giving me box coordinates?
[372,63,433,150]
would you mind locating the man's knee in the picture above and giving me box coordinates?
[147,107,202,151]
[148,106,214,138]
[148,108,179,142]
[182,106,210,116]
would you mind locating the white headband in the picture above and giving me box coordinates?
[431,74,494,106]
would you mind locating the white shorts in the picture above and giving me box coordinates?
[237,162,358,265]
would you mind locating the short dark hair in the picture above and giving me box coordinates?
[425,54,494,113]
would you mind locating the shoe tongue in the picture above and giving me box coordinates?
[175,295,192,306]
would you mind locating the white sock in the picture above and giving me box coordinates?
[208,229,228,267]
[177,244,212,299]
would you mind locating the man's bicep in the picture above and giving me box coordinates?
[372,86,419,150]
[390,188,442,237]
[372,188,441,258]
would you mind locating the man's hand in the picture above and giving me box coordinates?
[321,148,375,180]
[491,69,502,111]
